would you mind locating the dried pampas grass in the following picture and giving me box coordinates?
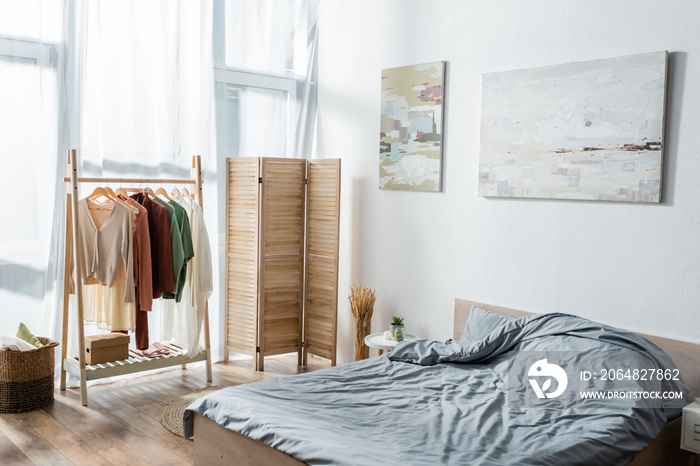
[349,285,376,361]
[349,285,376,320]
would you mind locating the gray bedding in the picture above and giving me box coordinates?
[184,311,688,465]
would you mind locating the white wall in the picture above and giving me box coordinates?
[317,0,700,365]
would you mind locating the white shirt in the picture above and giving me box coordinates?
[160,199,212,356]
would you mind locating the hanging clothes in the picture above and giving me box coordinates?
[161,195,212,357]
[121,197,153,312]
[72,198,137,331]
[82,271,135,331]
[129,192,176,347]
[160,197,194,302]
[122,196,153,349]
[130,193,175,297]
[70,190,208,354]
[69,198,135,302]
[152,196,185,301]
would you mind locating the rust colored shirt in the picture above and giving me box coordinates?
[130,193,175,297]
[123,197,153,312]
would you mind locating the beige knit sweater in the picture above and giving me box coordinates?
[69,199,135,304]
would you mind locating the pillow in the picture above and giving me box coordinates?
[16,322,43,348]
[1,334,38,351]
[459,306,515,344]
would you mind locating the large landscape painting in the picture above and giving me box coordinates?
[479,51,668,202]
[380,61,445,191]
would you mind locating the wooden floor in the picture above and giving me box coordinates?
[0,354,330,465]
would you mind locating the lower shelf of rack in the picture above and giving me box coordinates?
[62,343,209,381]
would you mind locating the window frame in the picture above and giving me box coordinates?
[0,35,61,259]
[214,66,299,158]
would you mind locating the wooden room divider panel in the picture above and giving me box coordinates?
[224,158,260,363]
[303,159,341,366]
[224,157,341,370]
[259,159,307,370]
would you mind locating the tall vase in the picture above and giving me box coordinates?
[354,318,371,361]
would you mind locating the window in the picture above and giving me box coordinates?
[0,17,63,332]
[213,0,315,160]
[215,69,297,158]
[0,37,60,254]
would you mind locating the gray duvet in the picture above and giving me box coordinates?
[184,312,688,465]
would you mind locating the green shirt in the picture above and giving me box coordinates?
[169,199,194,301]
[154,196,194,302]
[153,197,185,301]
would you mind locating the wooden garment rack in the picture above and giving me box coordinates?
[59,149,212,407]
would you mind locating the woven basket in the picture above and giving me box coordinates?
[0,337,58,413]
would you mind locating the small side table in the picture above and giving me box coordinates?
[364,333,420,356]
[682,402,700,465]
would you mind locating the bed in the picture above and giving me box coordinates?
[184,299,700,465]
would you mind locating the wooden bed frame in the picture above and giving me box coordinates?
[192,299,700,465]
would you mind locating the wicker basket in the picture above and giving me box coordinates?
[0,337,58,413]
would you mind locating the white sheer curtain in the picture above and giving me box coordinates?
[212,0,319,358]
[214,0,318,159]
[0,0,65,345]
[0,0,318,381]
[76,0,215,172]
[63,0,217,377]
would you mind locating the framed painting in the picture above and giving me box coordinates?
[479,51,668,202]
[379,61,445,192]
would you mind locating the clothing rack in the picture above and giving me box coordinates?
[59,149,212,406]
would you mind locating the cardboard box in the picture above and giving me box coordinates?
[84,334,129,365]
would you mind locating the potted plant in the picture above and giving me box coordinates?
[390,316,404,341]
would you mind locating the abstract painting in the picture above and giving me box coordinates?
[380,61,445,191]
[479,51,667,202]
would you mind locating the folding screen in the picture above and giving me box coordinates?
[225,157,341,370]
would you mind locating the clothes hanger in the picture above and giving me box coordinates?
[86,186,110,202]
[86,183,122,204]
[171,186,193,204]
[115,180,128,198]
[104,186,121,201]
[155,184,171,200]
[137,180,156,198]
[121,187,156,196]
[120,179,151,195]
[184,187,196,204]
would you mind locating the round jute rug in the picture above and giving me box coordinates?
[160,385,233,437]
